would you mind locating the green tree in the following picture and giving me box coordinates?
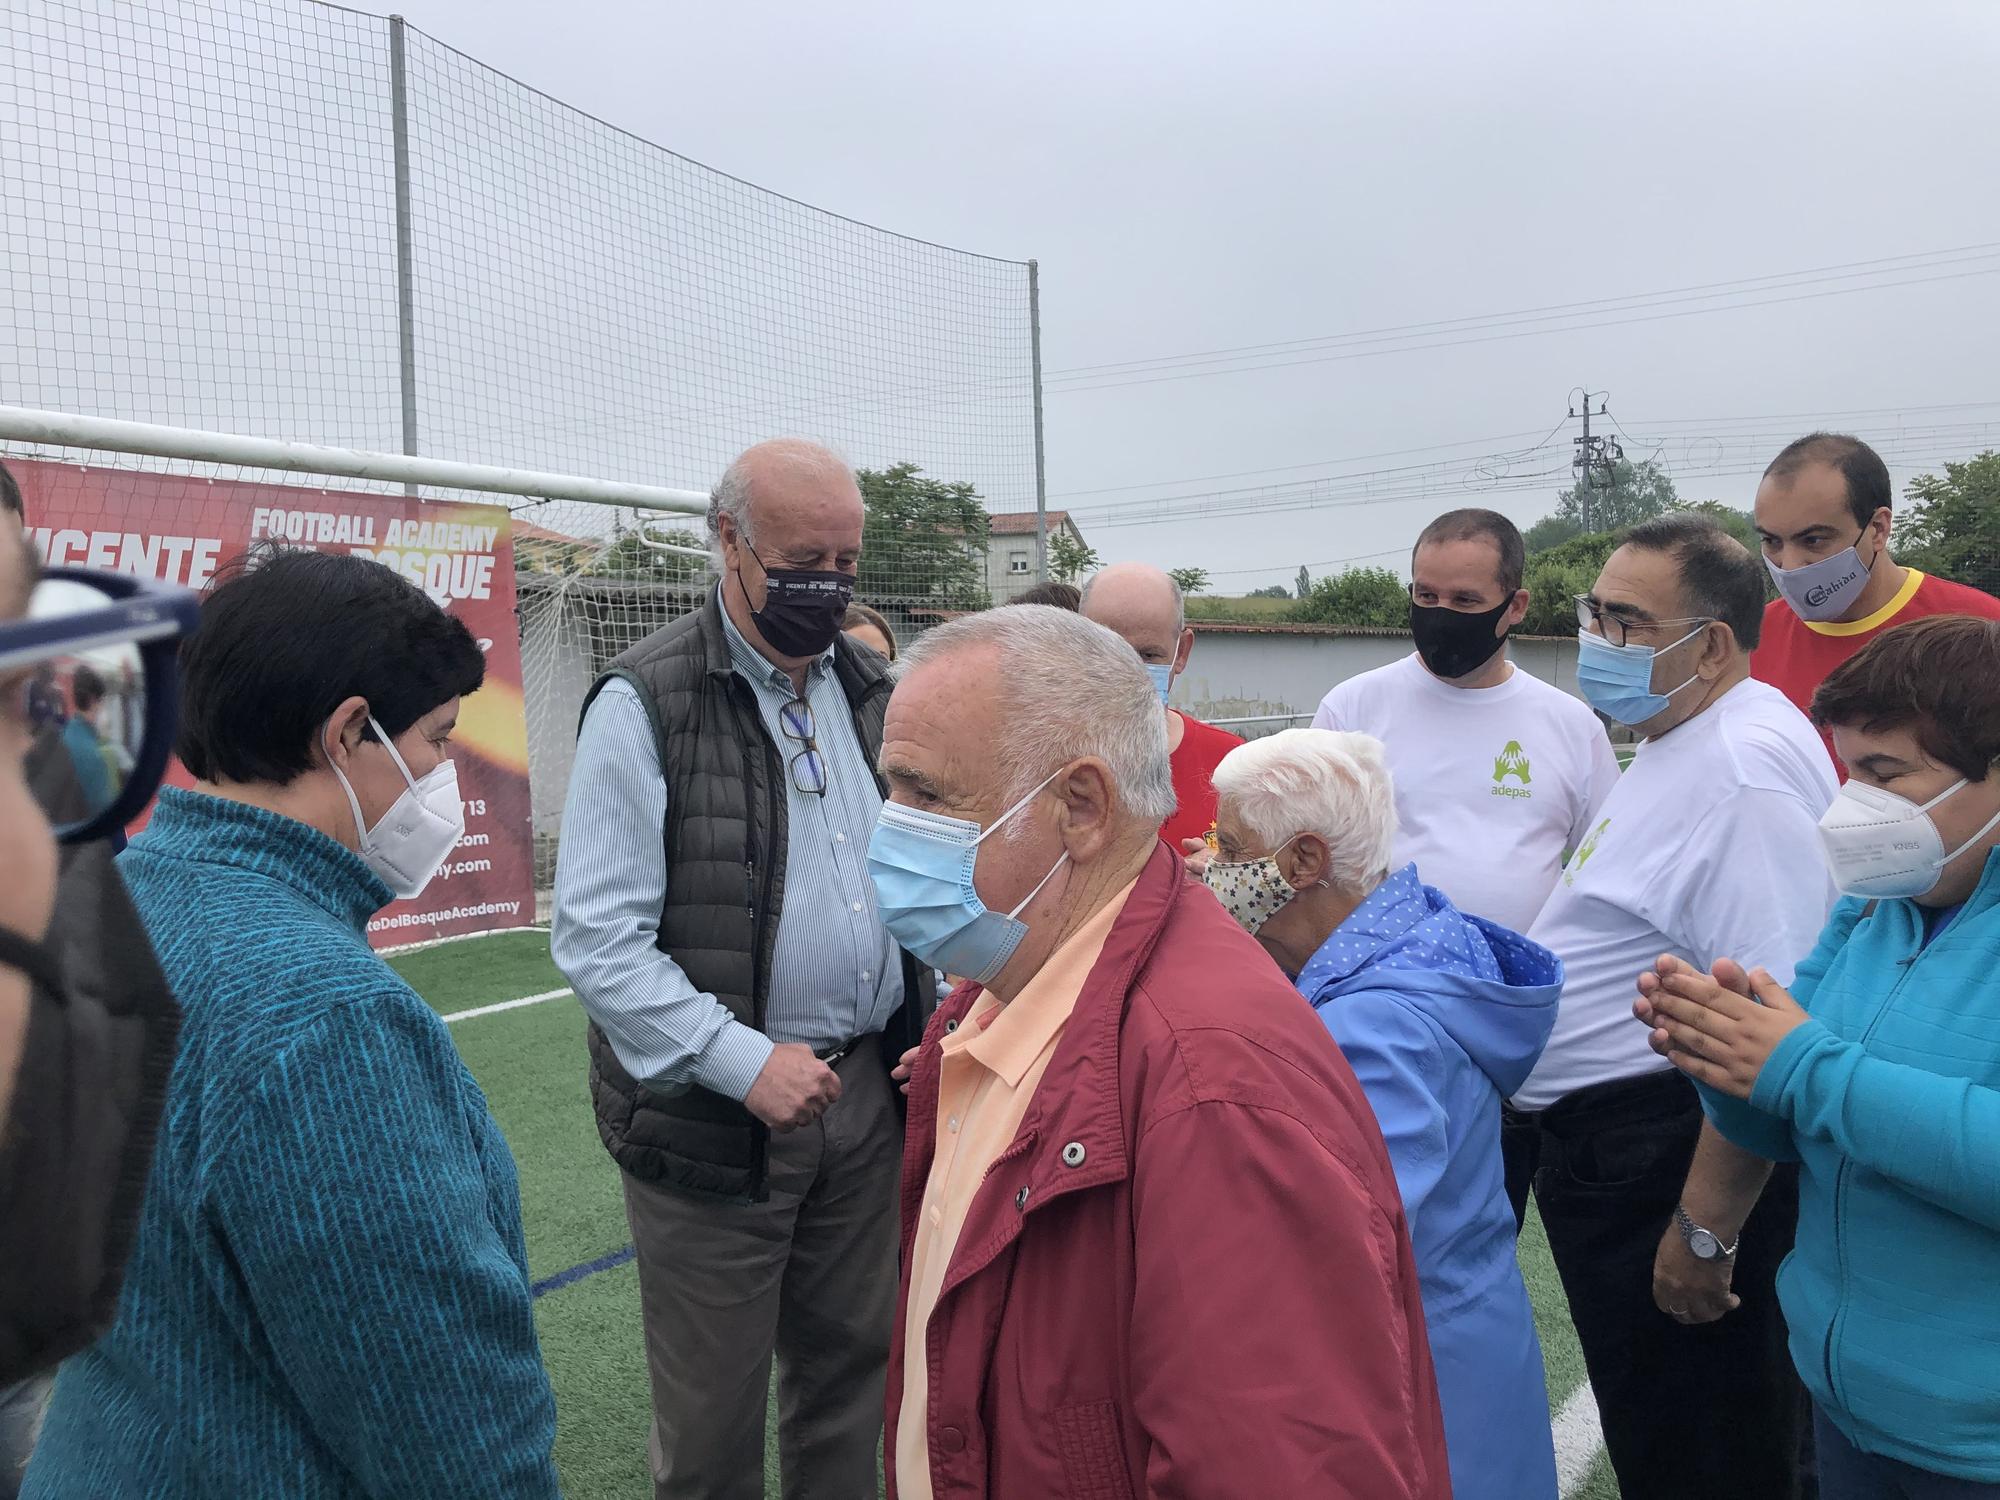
[1296,565,1312,599]
[1518,504,1766,635]
[587,523,707,584]
[1289,565,1410,628]
[1520,531,1619,636]
[1168,566,1210,596]
[1249,583,1292,599]
[1522,513,1583,553]
[1897,450,2000,594]
[1525,458,1682,552]
[855,463,989,606]
[1048,529,1100,583]
[1680,500,1760,550]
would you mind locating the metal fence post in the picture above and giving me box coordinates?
[1029,258,1048,581]
[389,15,419,495]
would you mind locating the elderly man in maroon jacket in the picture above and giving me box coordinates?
[867,603,1449,1500]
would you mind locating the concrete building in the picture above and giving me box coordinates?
[984,510,1088,603]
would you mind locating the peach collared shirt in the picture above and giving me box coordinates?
[893,879,1137,1500]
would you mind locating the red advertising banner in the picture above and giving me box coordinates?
[14,459,536,947]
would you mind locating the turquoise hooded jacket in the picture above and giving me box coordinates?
[1300,864,1563,1500]
[1699,848,2000,1483]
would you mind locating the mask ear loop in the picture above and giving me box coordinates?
[1006,851,1071,921]
[369,716,425,794]
[972,766,1067,847]
[1938,801,2000,868]
[1653,620,1716,703]
[972,765,1074,921]
[1274,833,1333,892]
[324,718,376,854]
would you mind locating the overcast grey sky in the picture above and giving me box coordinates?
[342,1,2000,587]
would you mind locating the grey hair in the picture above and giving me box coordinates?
[1210,729,1398,894]
[1079,565,1185,636]
[896,604,1176,828]
[705,439,853,569]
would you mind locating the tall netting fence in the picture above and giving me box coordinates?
[1,0,1041,902]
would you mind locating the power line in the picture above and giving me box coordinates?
[1059,399,2000,516]
[1046,242,2000,380]
[1077,424,2000,531]
[1203,547,1406,578]
[1048,265,2000,396]
[475,249,2000,450]
[1047,424,1565,499]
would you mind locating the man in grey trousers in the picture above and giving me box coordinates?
[553,438,930,1500]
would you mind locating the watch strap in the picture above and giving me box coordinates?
[1675,1203,1739,1259]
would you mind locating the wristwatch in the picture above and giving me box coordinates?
[1674,1204,1739,1262]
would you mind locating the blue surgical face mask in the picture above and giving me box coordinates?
[1145,662,1174,706]
[866,769,1070,987]
[1574,624,1706,727]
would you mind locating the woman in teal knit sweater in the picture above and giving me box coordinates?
[1636,614,2000,1499]
[25,549,560,1498]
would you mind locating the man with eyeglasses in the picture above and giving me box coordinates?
[1750,432,2000,778]
[1509,514,1838,1500]
[552,439,931,1500]
[1309,508,1620,935]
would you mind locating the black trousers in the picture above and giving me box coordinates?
[1505,1069,1813,1500]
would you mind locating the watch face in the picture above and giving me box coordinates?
[1689,1228,1721,1260]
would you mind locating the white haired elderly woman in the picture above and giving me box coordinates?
[1203,727,1566,1500]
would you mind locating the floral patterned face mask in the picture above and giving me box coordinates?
[1202,837,1308,936]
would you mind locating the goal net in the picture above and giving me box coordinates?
[2,0,1043,912]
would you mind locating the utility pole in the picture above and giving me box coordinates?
[1570,389,1621,534]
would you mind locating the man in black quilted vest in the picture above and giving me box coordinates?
[552,438,931,1500]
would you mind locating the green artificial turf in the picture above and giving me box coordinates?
[394,931,1622,1499]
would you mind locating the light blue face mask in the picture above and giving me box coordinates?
[1145,662,1174,706]
[1574,623,1706,727]
[866,769,1070,987]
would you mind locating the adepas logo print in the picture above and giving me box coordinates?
[1491,740,1533,799]
[1565,818,1611,885]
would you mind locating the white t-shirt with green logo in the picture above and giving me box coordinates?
[1513,678,1838,1110]
[1312,652,1621,935]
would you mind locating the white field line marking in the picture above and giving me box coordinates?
[1554,1381,1606,1498]
[441,987,573,1024]
[381,924,550,957]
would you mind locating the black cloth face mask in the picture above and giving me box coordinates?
[0,840,181,1383]
[738,544,856,659]
[1409,598,1514,680]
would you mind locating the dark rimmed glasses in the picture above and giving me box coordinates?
[779,697,828,797]
[1574,595,1712,651]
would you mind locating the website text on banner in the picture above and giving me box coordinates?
[14,459,535,946]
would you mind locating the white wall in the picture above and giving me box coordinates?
[1170,629,1585,732]
[985,535,1039,602]
[984,516,1082,603]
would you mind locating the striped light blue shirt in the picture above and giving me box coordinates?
[551,606,903,1103]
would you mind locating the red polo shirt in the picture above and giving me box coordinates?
[1161,712,1245,849]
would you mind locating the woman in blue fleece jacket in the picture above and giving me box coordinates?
[24,549,559,1499]
[1636,615,2000,1499]
[1207,729,1561,1500]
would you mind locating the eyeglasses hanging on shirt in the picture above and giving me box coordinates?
[779,697,828,797]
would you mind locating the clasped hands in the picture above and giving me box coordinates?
[1633,953,1812,1101]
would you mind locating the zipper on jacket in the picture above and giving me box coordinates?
[1821,922,1927,1411]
